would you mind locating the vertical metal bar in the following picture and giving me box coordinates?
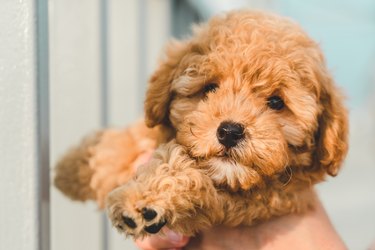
[0,1,50,249]
[100,0,109,249]
[171,0,201,38]
[137,0,147,111]
[100,0,110,127]
[36,0,50,250]
[50,1,104,249]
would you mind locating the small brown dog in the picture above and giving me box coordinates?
[55,10,348,239]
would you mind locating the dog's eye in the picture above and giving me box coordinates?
[202,83,218,95]
[267,96,285,110]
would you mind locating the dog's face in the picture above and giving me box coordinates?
[144,11,348,191]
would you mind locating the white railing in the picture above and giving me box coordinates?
[50,1,171,249]
[0,0,49,250]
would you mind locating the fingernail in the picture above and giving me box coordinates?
[166,230,183,243]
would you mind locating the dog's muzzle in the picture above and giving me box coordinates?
[217,121,245,148]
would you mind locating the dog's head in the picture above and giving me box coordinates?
[144,11,348,191]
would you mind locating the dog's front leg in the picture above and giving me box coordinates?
[106,140,224,239]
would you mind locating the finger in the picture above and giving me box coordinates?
[135,229,189,250]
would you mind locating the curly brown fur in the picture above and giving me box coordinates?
[107,141,316,238]
[106,10,348,239]
[54,120,169,207]
[54,131,102,201]
[54,10,348,239]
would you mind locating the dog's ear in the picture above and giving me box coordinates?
[313,76,349,176]
[144,40,190,128]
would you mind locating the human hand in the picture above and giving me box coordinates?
[135,228,189,250]
[186,200,346,250]
[136,200,346,250]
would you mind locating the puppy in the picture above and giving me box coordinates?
[55,10,348,239]
[104,10,348,239]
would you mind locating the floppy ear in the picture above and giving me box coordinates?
[314,76,349,176]
[144,40,190,128]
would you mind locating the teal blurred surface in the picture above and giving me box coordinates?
[275,0,375,109]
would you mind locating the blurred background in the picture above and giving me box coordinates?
[1,0,373,250]
[51,0,375,249]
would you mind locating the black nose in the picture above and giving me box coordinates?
[217,121,245,148]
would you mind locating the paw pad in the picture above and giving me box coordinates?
[144,219,167,234]
[141,208,157,221]
[122,216,137,229]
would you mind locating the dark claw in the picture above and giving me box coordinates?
[144,219,167,234]
[122,216,137,229]
[141,208,157,221]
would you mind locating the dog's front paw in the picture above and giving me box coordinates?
[106,182,168,238]
[120,207,167,235]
